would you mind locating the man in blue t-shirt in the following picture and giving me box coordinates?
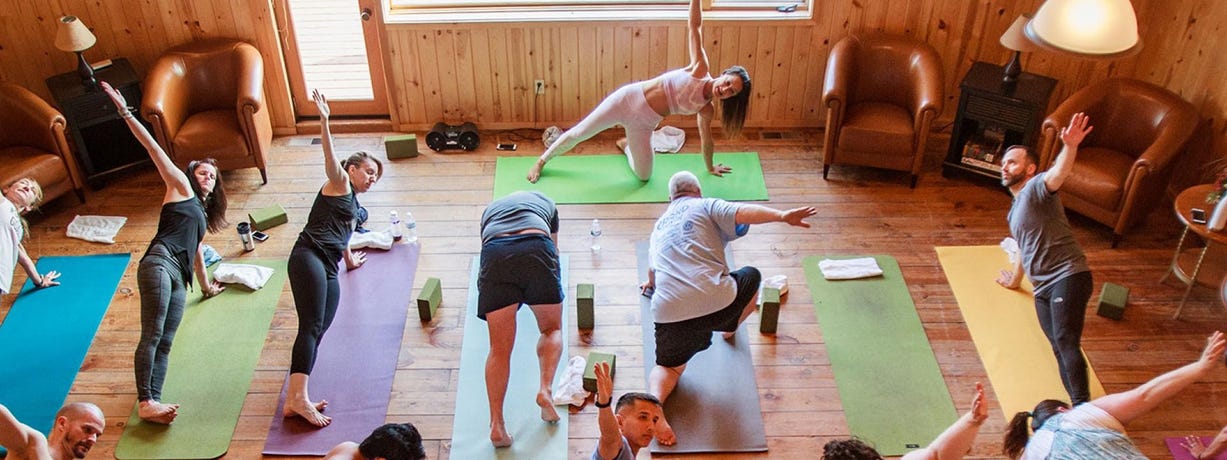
[996,112,1094,405]
[642,171,816,445]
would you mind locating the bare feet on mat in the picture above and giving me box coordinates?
[138,400,179,424]
[284,398,331,427]
[656,415,677,445]
[490,421,513,447]
[537,389,560,423]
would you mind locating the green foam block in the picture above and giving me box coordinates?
[583,351,616,393]
[385,134,419,159]
[417,277,442,321]
[577,283,594,329]
[759,287,781,334]
[1097,282,1129,321]
[248,204,288,231]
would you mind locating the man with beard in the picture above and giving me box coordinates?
[0,402,105,459]
[996,112,1094,406]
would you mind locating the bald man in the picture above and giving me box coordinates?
[0,402,105,460]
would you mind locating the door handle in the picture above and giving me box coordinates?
[361,8,372,21]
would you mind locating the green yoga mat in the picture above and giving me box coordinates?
[449,256,569,459]
[0,254,129,438]
[115,260,287,460]
[493,152,769,203]
[802,255,956,455]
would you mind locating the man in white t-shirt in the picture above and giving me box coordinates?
[641,171,816,445]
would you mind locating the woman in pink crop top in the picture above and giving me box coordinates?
[527,0,751,183]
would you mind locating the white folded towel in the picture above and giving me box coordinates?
[213,263,275,290]
[817,257,883,280]
[1000,237,1020,265]
[66,215,127,244]
[349,231,394,250]
[552,355,589,406]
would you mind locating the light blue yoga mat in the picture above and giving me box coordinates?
[0,254,129,434]
[449,256,569,459]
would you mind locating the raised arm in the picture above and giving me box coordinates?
[0,403,49,460]
[686,0,709,74]
[102,82,193,203]
[594,362,623,460]
[1094,331,1225,425]
[734,204,817,227]
[1043,112,1092,193]
[313,90,351,196]
[901,383,989,460]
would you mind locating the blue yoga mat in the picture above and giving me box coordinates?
[0,254,129,434]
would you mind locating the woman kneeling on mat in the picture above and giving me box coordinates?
[2,178,60,294]
[283,90,383,427]
[478,191,563,447]
[525,0,750,184]
[1004,331,1225,459]
[104,82,229,424]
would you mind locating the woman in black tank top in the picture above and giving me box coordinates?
[104,82,229,425]
[281,90,384,427]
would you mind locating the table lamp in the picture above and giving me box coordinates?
[1024,0,1139,58]
[54,16,98,88]
[999,14,1038,83]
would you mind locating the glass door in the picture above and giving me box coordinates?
[279,0,389,117]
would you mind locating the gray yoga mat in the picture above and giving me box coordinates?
[636,242,768,454]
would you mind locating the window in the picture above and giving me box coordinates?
[386,0,811,23]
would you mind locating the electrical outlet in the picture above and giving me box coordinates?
[534,80,545,94]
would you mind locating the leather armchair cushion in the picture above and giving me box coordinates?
[0,146,71,190]
[1062,146,1132,211]
[838,102,914,154]
[174,110,249,160]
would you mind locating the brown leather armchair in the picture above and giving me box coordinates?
[1039,78,1198,247]
[143,39,272,184]
[822,34,944,188]
[0,82,85,205]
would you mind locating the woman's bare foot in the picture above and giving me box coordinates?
[138,400,179,424]
[537,390,560,422]
[656,415,677,445]
[490,421,513,447]
[284,399,331,427]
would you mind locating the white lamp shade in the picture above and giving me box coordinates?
[1000,14,1038,52]
[1025,0,1139,57]
[54,16,96,52]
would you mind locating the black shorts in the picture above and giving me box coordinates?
[477,233,563,320]
[654,266,761,368]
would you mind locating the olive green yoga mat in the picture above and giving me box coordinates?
[449,256,569,459]
[935,246,1104,420]
[802,255,956,456]
[493,152,769,203]
[115,260,287,460]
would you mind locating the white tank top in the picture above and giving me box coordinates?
[660,69,712,116]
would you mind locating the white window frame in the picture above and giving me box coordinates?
[384,0,812,24]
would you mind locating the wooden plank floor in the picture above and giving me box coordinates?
[6,131,1227,459]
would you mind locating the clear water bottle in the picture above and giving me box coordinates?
[389,211,403,240]
[589,218,602,253]
[404,211,418,243]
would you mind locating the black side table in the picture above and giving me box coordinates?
[46,58,151,188]
[942,61,1057,185]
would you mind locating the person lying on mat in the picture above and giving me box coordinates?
[591,361,663,460]
[325,422,426,460]
[477,190,564,447]
[641,171,816,445]
[103,81,230,425]
[995,112,1094,407]
[283,90,383,428]
[1182,425,1227,460]
[525,0,750,184]
[0,402,104,460]
[1004,331,1226,459]
[820,383,988,460]
[1,178,60,294]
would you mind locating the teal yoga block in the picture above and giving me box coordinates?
[1097,282,1129,320]
[759,287,781,334]
[577,283,595,329]
[417,277,442,321]
[385,134,419,159]
[248,204,288,231]
[583,351,616,393]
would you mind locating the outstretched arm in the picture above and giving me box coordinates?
[0,403,49,460]
[1094,331,1225,425]
[698,105,729,176]
[686,0,709,74]
[16,246,58,288]
[901,383,989,460]
[102,82,193,204]
[194,243,223,299]
[314,90,351,196]
[735,205,817,227]
[1043,112,1092,193]
[1184,426,1227,460]
[594,362,624,460]
[996,255,1023,290]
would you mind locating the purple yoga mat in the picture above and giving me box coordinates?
[263,242,419,455]
[1167,437,1227,460]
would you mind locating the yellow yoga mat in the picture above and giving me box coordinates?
[935,246,1105,420]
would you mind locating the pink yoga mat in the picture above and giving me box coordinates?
[263,242,419,455]
[1167,437,1227,460]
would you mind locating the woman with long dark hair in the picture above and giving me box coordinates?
[526,0,751,183]
[103,82,228,424]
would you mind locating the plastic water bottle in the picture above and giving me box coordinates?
[590,218,602,253]
[389,211,403,240]
[404,211,418,243]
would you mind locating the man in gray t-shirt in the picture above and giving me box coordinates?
[996,112,1094,405]
[641,171,816,445]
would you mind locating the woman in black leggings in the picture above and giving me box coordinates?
[103,82,228,425]
[282,90,383,427]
